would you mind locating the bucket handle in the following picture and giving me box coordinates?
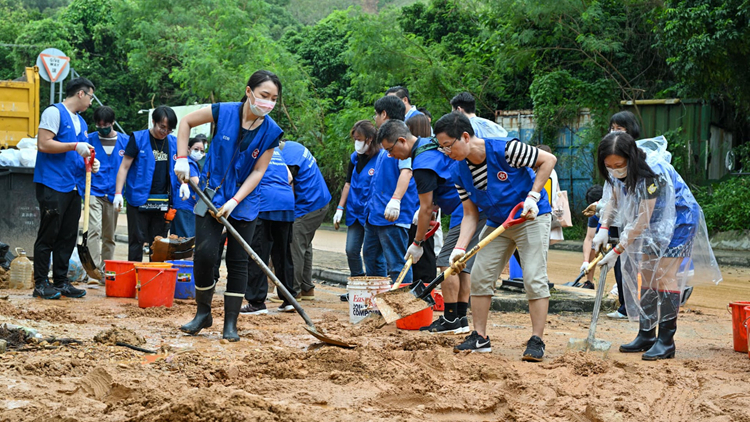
[744,315,750,329]
[110,267,135,276]
[137,270,165,291]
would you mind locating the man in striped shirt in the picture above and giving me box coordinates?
[435,112,556,361]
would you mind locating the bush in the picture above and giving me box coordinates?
[694,176,750,233]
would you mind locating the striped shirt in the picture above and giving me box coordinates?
[455,140,539,201]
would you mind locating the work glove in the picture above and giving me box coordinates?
[449,247,466,272]
[333,206,343,230]
[404,242,424,263]
[174,157,190,183]
[579,261,590,273]
[74,142,93,157]
[598,248,619,268]
[521,191,540,220]
[212,197,238,219]
[384,197,401,222]
[592,228,609,252]
[179,183,191,201]
[91,158,100,173]
[113,194,123,211]
[412,208,420,225]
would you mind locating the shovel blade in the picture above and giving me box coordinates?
[372,285,434,324]
[303,325,355,349]
[77,235,102,281]
[566,337,612,359]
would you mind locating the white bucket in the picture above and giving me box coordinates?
[347,276,391,324]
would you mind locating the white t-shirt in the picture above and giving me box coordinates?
[39,104,81,136]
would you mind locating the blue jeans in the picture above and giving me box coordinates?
[363,223,411,285]
[172,209,195,238]
[345,221,369,277]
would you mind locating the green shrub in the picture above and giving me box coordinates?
[694,176,750,233]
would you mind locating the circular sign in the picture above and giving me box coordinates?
[36,48,70,83]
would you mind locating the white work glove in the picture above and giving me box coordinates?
[384,197,401,222]
[521,191,540,220]
[579,261,590,273]
[449,247,467,272]
[91,158,100,173]
[213,197,238,219]
[179,183,191,201]
[113,194,123,211]
[74,142,93,157]
[598,249,619,268]
[592,228,609,252]
[174,157,190,183]
[412,208,420,225]
[333,207,343,229]
[404,242,424,263]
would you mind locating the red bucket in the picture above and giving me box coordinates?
[396,283,435,330]
[728,301,750,353]
[136,267,178,308]
[744,307,750,360]
[104,260,137,298]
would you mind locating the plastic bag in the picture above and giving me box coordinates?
[0,149,20,167]
[67,248,85,283]
[16,138,37,150]
[19,149,36,167]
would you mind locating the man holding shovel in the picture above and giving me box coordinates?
[434,112,556,361]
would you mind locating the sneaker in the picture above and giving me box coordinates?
[419,316,462,334]
[458,316,470,334]
[54,282,86,298]
[240,302,268,315]
[522,335,545,362]
[301,287,314,300]
[278,301,295,313]
[340,293,349,302]
[609,284,619,297]
[606,310,628,319]
[32,282,62,300]
[453,331,491,353]
[581,281,595,290]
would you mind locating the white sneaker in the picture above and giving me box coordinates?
[609,284,619,297]
[606,310,627,319]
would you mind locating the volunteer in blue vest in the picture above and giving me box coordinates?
[435,112,556,361]
[386,86,423,122]
[333,120,384,279]
[280,140,331,300]
[171,136,205,238]
[174,70,283,341]
[377,119,489,335]
[240,147,296,314]
[33,77,99,300]
[113,106,178,262]
[593,131,721,360]
[80,105,128,284]
[364,95,419,285]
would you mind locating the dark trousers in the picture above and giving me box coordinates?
[194,214,256,294]
[213,231,228,282]
[614,257,627,315]
[245,219,295,304]
[408,223,436,283]
[126,204,168,261]
[33,184,81,285]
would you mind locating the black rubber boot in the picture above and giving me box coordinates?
[223,295,243,342]
[643,291,679,360]
[619,289,657,353]
[32,281,62,300]
[180,287,214,335]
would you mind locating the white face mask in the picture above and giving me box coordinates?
[607,166,627,179]
[354,140,367,154]
[249,90,276,117]
[190,150,205,161]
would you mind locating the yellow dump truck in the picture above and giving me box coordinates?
[0,67,40,149]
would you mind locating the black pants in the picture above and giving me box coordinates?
[408,223,436,283]
[213,231,228,282]
[126,204,168,262]
[245,219,295,304]
[33,184,81,285]
[194,214,256,295]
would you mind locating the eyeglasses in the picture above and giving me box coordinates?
[155,123,173,134]
[384,142,397,154]
[81,90,94,99]
[437,137,459,154]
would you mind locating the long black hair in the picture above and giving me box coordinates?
[609,111,641,139]
[240,70,282,104]
[597,131,656,194]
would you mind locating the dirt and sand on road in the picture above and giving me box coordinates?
[1,247,749,421]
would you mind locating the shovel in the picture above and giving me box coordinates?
[78,149,103,281]
[188,180,353,349]
[563,250,608,287]
[374,202,527,324]
[566,262,613,358]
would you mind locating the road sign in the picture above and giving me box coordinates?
[36,48,70,83]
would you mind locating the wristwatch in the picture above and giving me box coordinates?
[413,239,425,247]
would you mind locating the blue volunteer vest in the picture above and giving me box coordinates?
[78,131,128,201]
[405,106,423,122]
[411,137,464,229]
[257,148,295,221]
[366,149,419,227]
[280,141,332,219]
[124,129,177,207]
[201,102,283,221]
[650,162,699,247]
[171,157,201,211]
[450,137,550,227]
[34,103,88,192]
[346,152,378,226]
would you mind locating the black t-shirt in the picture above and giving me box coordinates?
[125,132,170,195]
[346,153,374,183]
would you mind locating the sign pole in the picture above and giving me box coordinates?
[50,81,54,106]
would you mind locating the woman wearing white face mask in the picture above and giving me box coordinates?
[333,120,384,290]
[170,136,205,238]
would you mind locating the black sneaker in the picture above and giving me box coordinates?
[32,282,61,300]
[581,281,595,290]
[419,316,462,334]
[240,302,267,315]
[278,301,295,313]
[453,331,491,353]
[54,282,86,298]
[522,335,545,362]
[459,316,470,334]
